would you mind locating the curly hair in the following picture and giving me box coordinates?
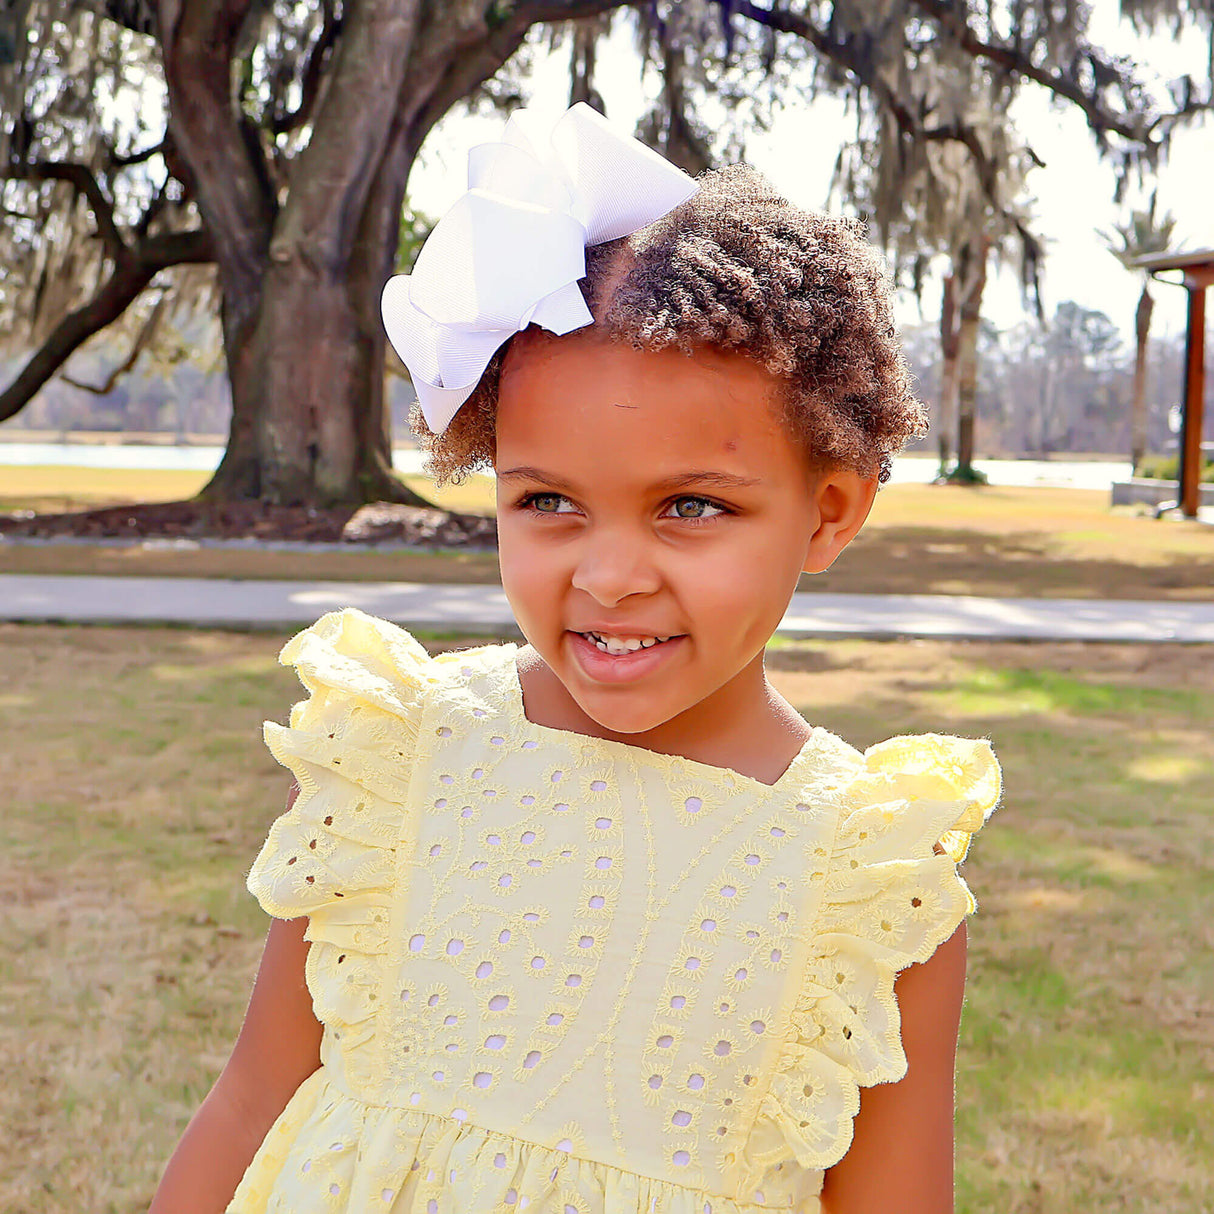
[412,164,926,484]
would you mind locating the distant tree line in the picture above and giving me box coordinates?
[5,299,1209,465]
[900,302,1211,462]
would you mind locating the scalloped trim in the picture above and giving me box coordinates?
[246,610,439,1093]
[737,735,1000,1184]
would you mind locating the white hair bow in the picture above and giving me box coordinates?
[381,103,699,435]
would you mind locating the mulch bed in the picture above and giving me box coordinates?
[0,499,499,548]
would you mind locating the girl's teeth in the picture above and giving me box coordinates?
[585,632,671,655]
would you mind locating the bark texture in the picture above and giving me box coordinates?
[936,272,959,473]
[955,237,989,475]
[1131,283,1154,474]
[158,0,623,507]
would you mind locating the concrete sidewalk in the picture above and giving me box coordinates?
[2,573,1212,642]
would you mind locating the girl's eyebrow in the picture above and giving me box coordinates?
[496,467,761,492]
[497,466,576,490]
[656,471,762,491]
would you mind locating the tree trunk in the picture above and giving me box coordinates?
[1130,282,1154,475]
[569,22,605,112]
[955,237,989,476]
[936,272,959,475]
[1039,358,1055,453]
[204,263,412,504]
[160,0,622,508]
[204,53,431,506]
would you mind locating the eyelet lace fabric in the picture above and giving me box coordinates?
[231,609,1000,1213]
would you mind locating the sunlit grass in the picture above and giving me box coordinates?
[0,463,497,516]
[772,636,1214,1212]
[2,627,1213,1212]
[0,465,210,511]
[928,664,1214,721]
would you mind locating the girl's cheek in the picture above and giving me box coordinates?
[499,537,562,597]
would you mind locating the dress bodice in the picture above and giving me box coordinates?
[233,608,999,1213]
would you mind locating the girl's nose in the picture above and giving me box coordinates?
[570,532,662,607]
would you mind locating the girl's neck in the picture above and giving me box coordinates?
[515,646,813,786]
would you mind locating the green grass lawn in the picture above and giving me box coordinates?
[2,625,1210,1212]
[0,463,498,517]
[3,469,1213,600]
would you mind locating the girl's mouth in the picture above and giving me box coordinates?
[580,630,675,655]
[568,630,684,684]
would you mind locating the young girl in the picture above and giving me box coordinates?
[153,104,999,1214]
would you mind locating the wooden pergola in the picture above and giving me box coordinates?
[1130,247,1213,519]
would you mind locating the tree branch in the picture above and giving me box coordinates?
[139,225,214,267]
[158,0,275,321]
[729,0,1210,159]
[911,0,1211,147]
[60,292,169,394]
[111,137,168,167]
[4,159,127,261]
[268,1,421,270]
[271,2,342,137]
[506,1,638,21]
[133,184,168,243]
[400,0,636,139]
[725,3,1013,209]
[726,1,932,141]
[86,1,158,37]
[0,227,211,424]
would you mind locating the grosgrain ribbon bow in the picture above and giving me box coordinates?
[381,103,700,434]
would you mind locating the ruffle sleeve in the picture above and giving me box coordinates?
[246,609,437,1081]
[744,733,1000,1183]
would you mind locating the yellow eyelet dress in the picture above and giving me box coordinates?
[231,608,1000,1214]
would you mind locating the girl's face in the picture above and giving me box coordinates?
[495,328,870,744]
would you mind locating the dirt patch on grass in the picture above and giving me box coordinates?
[0,497,498,547]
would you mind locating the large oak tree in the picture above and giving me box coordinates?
[1,0,1209,507]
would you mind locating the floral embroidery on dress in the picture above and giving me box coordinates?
[234,609,999,1213]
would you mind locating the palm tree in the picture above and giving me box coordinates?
[1101,195,1179,475]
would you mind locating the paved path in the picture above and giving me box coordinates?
[2,574,1211,642]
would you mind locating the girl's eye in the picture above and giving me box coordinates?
[524,492,574,514]
[666,496,725,520]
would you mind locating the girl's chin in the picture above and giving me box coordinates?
[564,680,697,739]
[570,701,681,739]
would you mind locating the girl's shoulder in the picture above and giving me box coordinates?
[273,606,517,723]
[822,730,1001,864]
[741,731,1000,1183]
[246,610,517,940]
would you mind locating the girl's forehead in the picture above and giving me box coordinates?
[497,330,791,454]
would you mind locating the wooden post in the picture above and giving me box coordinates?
[1179,282,1207,519]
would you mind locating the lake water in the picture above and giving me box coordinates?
[0,441,1133,490]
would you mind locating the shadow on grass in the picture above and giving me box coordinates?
[807,524,1214,600]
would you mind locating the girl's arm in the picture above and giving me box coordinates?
[150,788,323,1214]
[819,921,968,1214]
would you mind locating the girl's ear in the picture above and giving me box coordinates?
[802,468,880,574]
